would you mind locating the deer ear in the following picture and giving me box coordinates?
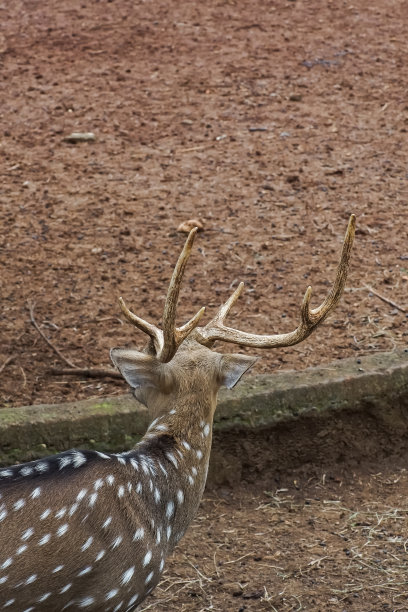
[219,354,258,389]
[110,348,160,389]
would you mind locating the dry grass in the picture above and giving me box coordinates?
[139,470,408,611]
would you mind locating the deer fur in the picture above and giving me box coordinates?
[0,340,255,611]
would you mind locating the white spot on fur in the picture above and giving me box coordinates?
[72,451,87,468]
[60,583,72,593]
[38,593,51,602]
[59,456,72,470]
[40,508,51,520]
[128,594,139,607]
[55,507,67,519]
[17,545,27,555]
[93,478,104,490]
[166,452,178,468]
[181,440,191,451]
[21,528,34,541]
[95,451,111,459]
[177,489,184,504]
[88,493,98,507]
[78,596,94,607]
[158,462,167,476]
[145,571,154,584]
[39,534,51,546]
[203,424,210,437]
[53,565,64,573]
[30,487,41,499]
[20,466,33,477]
[56,524,69,537]
[143,551,152,567]
[196,450,203,460]
[95,550,106,562]
[0,470,13,478]
[121,566,135,585]
[166,501,174,519]
[77,566,92,577]
[111,536,123,549]
[69,503,78,516]
[1,558,12,570]
[81,537,93,552]
[106,475,115,485]
[35,462,49,473]
[117,485,125,498]
[106,589,119,600]
[133,527,144,541]
[102,516,112,529]
[13,499,25,511]
[77,489,88,502]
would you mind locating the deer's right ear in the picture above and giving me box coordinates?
[110,348,160,389]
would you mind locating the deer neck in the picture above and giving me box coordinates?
[130,389,216,544]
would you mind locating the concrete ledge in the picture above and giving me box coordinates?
[1,350,408,471]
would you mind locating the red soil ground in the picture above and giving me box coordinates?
[1,0,407,409]
[1,2,408,609]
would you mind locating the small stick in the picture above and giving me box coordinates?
[28,300,76,369]
[0,354,16,375]
[28,301,122,380]
[365,285,406,313]
[49,367,122,380]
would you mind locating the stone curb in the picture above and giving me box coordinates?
[1,349,407,470]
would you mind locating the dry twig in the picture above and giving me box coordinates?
[28,300,122,380]
[365,285,406,313]
[0,354,16,375]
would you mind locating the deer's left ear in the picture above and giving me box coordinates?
[219,354,258,389]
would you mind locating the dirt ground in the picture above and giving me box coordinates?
[143,460,408,612]
[1,2,408,610]
[1,0,407,408]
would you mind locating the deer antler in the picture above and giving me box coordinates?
[119,228,205,362]
[193,214,355,349]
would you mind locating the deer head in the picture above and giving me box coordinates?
[111,215,355,423]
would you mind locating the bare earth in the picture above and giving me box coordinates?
[145,461,408,612]
[1,0,408,610]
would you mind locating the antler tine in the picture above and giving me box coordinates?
[301,213,355,327]
[118,297,165,355]
[192,281,245,347]
[160,227,206,361]
[119,228,205,363]
[194,214,355,349]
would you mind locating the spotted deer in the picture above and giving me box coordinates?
[0,215,355,611]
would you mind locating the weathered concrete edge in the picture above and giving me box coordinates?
[1,349,407,466]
